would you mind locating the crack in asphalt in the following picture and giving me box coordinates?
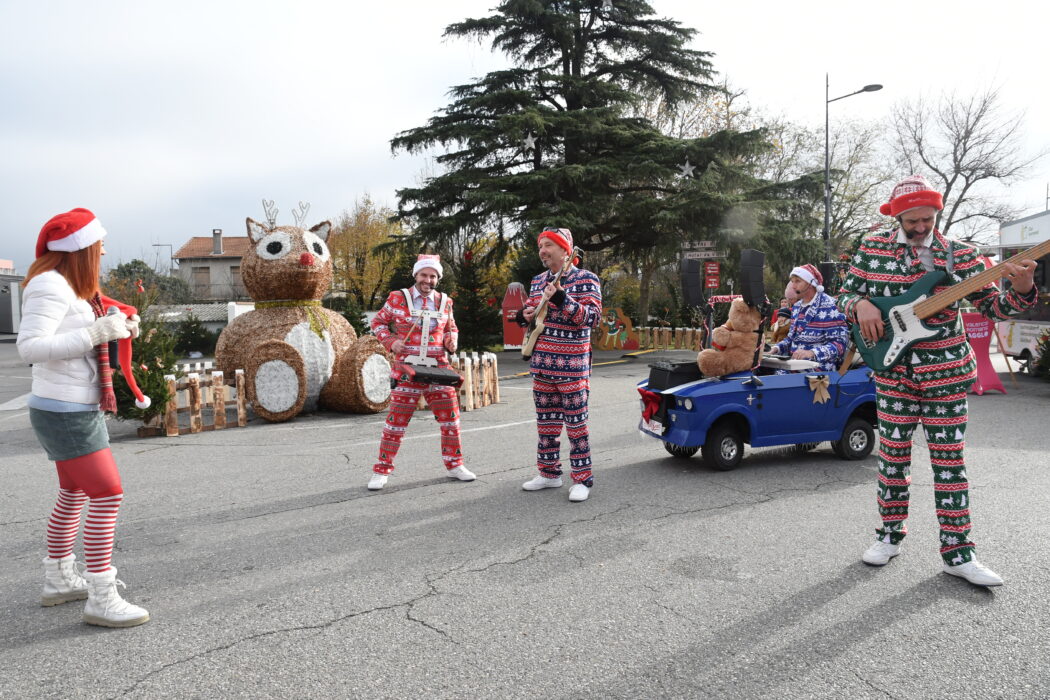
[405,570,458,644]
[641,583,700,626]
[644,469,869,523]
[111,505,629,696]
[852,670,898,698]
[111,580,457,699]
[450,505,631,577]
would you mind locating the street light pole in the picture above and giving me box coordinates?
[152,243,174,275]
[824,76,883,262]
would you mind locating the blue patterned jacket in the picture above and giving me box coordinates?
[770,291,849,372]
[524,267,602,380]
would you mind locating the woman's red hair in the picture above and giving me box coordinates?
[22,241,102,300]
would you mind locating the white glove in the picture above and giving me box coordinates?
[126,313,141,339]
[87,313,131,346]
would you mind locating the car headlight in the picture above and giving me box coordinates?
[683,398,693,411]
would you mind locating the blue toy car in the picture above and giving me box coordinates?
[637,357,877,470]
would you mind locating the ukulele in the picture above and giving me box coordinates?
[521,247,581,361]
[853,238,1049,371]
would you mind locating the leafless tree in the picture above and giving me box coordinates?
[751,117,892,247]
[889,87,1047,242]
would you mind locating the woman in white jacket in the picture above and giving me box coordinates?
[18,208,149,628]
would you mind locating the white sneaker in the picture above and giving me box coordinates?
[568,483,590,502]
[522,475,563,491]
[446,465,476,481]
[367,473,389,491]
[943,559,1003,587]
[82,567,149,628]
[42,554,88,606]
[861,540,901,566]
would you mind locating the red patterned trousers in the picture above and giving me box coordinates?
[373,380,463,474]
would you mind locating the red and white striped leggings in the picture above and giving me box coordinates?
[47,448,123,572]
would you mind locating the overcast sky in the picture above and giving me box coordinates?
[2,1,1047,273]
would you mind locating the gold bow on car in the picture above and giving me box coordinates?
[808,375,831,404]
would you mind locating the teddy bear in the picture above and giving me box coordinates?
[697,297,763,377]
[215,216,393,422]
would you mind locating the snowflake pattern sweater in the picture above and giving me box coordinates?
[524,267,602,380]
[768,290,849,372]
[837,227,1037,393]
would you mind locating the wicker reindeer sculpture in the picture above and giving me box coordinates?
[215,201,392,422]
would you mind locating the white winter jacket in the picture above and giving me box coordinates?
[17,270,101,404]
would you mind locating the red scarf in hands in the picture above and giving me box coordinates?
[88,293,118,414]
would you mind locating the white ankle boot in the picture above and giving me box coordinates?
[41,554,88,606]
[82,567,150,628]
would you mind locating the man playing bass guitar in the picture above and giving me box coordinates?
[837,175,1038,586]
[515,228,602,502]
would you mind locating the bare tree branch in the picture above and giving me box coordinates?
[889,86,1047,238]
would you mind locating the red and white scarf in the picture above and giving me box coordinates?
[88,293,118,414]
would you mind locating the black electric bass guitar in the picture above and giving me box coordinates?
[853,238,1050,371]
[522,247,581,361]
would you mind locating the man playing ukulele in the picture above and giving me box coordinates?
[517,229,602,502]
[837,175,1038,586]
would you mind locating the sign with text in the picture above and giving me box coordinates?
[683,240,716,250]
[684,250,722,260]
[704,261,720,289]
[962,312,1005,395]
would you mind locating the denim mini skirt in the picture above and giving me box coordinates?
[29,408,109,461]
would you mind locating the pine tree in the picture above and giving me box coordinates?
[173,314,218,356]
[390,0,769,259]
[449,250,502,351]
[1033,331,1050,381]
[113,317,179,423]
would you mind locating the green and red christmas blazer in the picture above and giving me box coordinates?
[837,228,1038,394]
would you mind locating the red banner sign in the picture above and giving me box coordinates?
[704,261,720,289]
[962,312,1006,395]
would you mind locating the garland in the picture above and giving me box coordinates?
[254,299,330,340]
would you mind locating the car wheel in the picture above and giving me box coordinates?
[663,442,699,459]
[702,422,744,471]
[833,416,874,460]
[1018,350,1033,375]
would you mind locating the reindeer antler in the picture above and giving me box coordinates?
[292,201,311,229]
[261,199,279,228]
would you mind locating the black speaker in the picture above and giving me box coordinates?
[818,261,836,290]
[739,249,765,307]
[680,257,703,307]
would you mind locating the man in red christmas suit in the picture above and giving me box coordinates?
[367,254,475,490]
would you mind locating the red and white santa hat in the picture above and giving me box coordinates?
[36,208,108,259]
[790,264,824,294]
[412,253,443,278]
[879,175,943,217]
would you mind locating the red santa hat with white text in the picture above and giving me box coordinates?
[879,175,944,218]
